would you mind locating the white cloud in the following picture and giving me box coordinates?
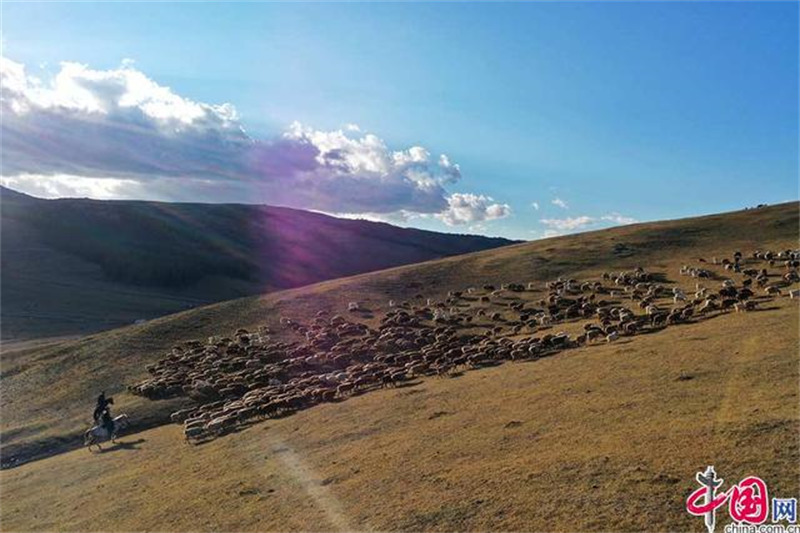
[0,173,143,200]
[1,56,243,131]
[540,216,595,231]
[531,201,539,210]
[0,55,507,227]
[551,197,569,209]
[600,212,638,225]
[437,193,512,226]
[538,212,638,237]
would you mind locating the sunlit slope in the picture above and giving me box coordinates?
[2,297,797,532]
[1,202,797,470]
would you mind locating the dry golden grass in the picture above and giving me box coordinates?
[2,298,797,532]
[1,202,798,531]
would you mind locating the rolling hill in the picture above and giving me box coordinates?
[0,186,514,340]
[1,201,797,531]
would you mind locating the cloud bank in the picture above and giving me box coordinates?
[0,56,510,226]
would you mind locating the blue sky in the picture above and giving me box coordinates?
[1,1,797,240]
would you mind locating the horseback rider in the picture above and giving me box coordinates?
[93,392,115,435]
[93,392,108,422]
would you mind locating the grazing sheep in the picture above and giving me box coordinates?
[130,246,788,446]
[734,301,757,313]
[645,305,660,316]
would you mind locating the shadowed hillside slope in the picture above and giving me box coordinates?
[0,186,514,340]
[1,202,797,532]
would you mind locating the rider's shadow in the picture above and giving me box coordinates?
[100,438,146,453]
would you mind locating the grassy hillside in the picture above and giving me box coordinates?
[0,187,514,340]
[2,202,796,458]
[0,202,797,531]
[2,301,796,532]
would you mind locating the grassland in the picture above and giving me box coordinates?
[1,202,798,531]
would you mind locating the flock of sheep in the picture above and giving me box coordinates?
[128,248,800,443]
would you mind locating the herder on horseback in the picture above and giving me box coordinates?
[85,391,129,451]
[93,391,115,437]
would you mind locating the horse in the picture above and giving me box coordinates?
[84,414,130,451]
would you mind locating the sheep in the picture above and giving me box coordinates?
[184,426,206,441]
[698,299,717,314]
[130,247,790,446]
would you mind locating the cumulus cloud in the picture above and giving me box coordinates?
[0,56,508,226]
[538,212,638,237]
[0,56,250,182]
[531,201,539,210]
[539,216,594,231]
[436,193,511,226]
[551,197,569,209]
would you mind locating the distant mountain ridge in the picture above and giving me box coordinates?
[0,186,516,339]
